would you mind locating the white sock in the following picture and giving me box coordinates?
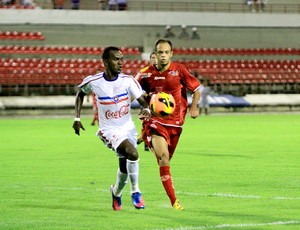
[113,168,128,197]
[126,159,140,194]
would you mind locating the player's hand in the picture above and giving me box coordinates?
[189,107,199,119]
[139,108,151,120]
[72,121,85,135]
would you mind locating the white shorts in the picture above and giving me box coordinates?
[96,126,137,158]
[199,100,209,109]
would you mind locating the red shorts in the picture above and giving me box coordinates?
[142,120,182,160]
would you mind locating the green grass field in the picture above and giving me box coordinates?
[0,113,299,229]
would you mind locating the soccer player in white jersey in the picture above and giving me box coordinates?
[72,46,151,211]
[198,79,210,115]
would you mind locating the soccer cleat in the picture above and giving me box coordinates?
[144,144,150,151]
[131,192,145,209]
[110,185,122,211]
[173,199,184,210]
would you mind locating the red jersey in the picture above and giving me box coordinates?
[136,62,200,127]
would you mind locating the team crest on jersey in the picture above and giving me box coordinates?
[113,95,119,102]
[169,70,179,76]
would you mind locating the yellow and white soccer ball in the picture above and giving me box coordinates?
[149,92,176,117]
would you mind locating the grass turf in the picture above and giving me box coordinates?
[0,113,299,229]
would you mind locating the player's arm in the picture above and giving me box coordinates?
[189,89,200,119]
[131,76,151,118]
[179,66,201,118]
[72,89,86,135]
[137,95,151,119]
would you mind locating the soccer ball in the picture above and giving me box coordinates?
[149,92,176,117]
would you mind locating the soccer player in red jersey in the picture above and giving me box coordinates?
[90,92,99,126]
[137,51,157,151]
[135,39,201,210]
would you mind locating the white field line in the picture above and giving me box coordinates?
[14,186,299,229]
[34,186,300,200]
[153,220,300,230]
[176,191,300,200]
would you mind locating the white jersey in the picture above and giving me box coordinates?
[79,72,143,132]
[199,85,210,107]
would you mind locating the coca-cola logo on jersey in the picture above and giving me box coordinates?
[105,104,129,119]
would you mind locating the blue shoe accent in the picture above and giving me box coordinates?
[131,192,145,209]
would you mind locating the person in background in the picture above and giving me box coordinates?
[71,0,80,9]
[135,39,200,210]
[137,51,158,151]
[163,25,176,38]
[198,79,210,115]
[21,0,33,7]
[178,24,190,40]
[72,46,151,211]
[54,0,64,9]
[90,92,99,126]
[191,27,200,40]
[108,0,117,10]
[117,0,127,10]
[261,0,267,11]
[98,0,107,10]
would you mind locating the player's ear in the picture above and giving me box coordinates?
[102,58,108,66]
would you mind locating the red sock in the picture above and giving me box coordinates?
[160,166,177,205]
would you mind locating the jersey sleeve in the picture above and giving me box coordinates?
[129,76,144,100]
[179,65,200,92]
[78,74,102,94]
[80,83,92,94]
[78,76,92,94]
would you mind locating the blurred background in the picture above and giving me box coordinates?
[0,0,299,115]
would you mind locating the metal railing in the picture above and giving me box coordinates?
[30,1,300,14]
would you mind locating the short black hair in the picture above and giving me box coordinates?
[102,46,119,60]
[150,51,156,58]
[154,39,173,51]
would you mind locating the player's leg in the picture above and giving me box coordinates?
[113,158,128,196]
[91,116,97,126]
[205,108,208,115]
[199,101,204,116]
[144,142,149,151]
[204,103,209,115]
[110,157,128,211]
[91,108,98,125]
[151,133,181,209]
[117,140,145,209]
[168,131,184,210]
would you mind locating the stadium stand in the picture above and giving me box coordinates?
[2,45,299,58]
[29,0,300,13]
[0,31,45,41]
[2,0,298,13]
[0,45,140,55]
[0,1,299,98]
[1,57,299,96]
[173,47,300,56]
[0,4,35,9]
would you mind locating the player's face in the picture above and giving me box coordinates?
[107,50,123,75]
[156,42,173,68]
[150,54,157,65]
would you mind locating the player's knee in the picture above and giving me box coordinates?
[127,150,139,161]
[125,145,138,160]
[158,154,169,166]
